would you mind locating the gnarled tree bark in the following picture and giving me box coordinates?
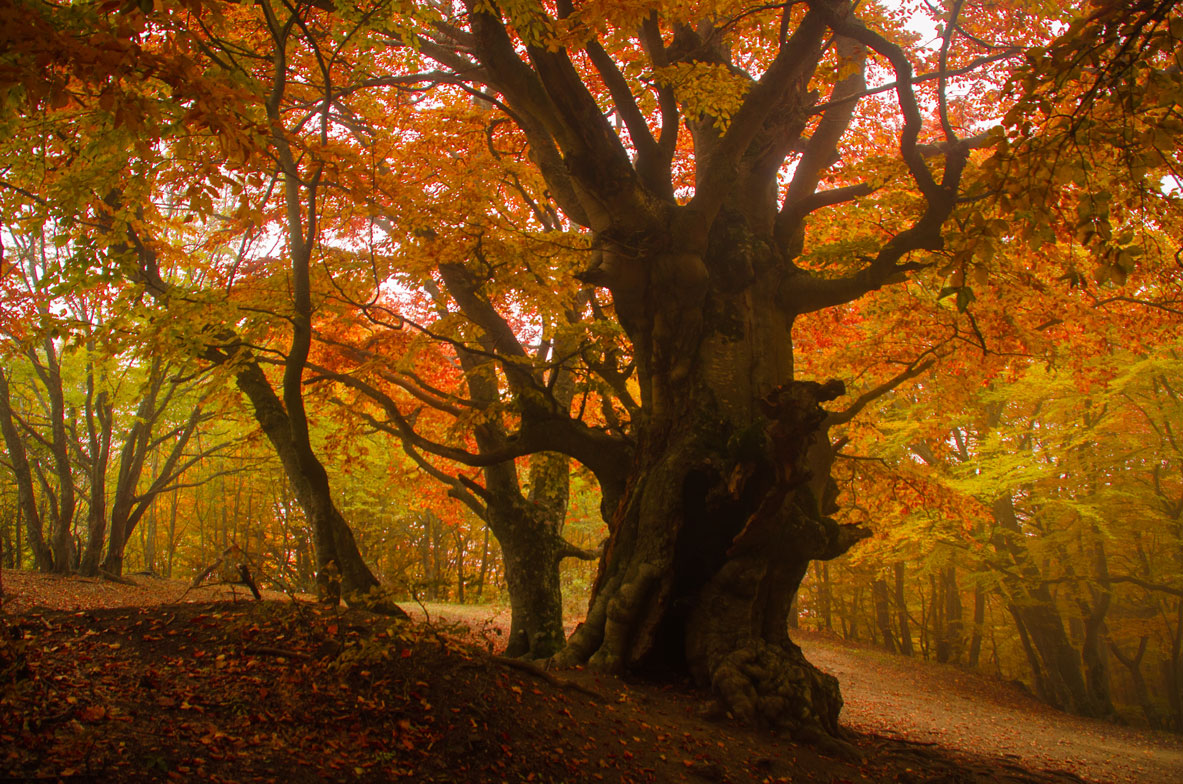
[411,0,977,736]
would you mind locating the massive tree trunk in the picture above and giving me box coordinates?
[556,216,869,739]
[437,0,968,739]
[560,370,866,739]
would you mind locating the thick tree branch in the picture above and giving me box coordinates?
[777,35,867,246]
[688,5,830,226]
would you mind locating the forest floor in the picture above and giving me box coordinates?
[0,570,1179,784]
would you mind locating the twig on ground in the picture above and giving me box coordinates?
[242,644,310,660]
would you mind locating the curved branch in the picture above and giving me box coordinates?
[817,10,940,200]
[825,356,936,428]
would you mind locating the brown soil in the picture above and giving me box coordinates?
[1,570,1177,783]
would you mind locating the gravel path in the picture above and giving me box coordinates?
[799,631,1183,784]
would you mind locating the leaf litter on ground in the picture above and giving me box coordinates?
[2,570,1178,783]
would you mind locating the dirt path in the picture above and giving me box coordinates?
[798,630,1183,784]
[415,603,1183,783]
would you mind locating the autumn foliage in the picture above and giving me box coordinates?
[0,0,1180,736]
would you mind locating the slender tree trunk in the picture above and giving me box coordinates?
[39,341,77,573]
[144,496,157,574]
[930,574,945,660]
[415,513,433,599]
[936,566,963,663]
[1111,638,1162,729]
[894,563,913,656]
[109,106,397,608]
[165,486,179,579]
[15,502,23,568]
[101,371,159,576]
[1011,606,1050,701]
[872,578,897,653]
[0,368,53,571]
[197,477,207,569]
[1079,542,1115,718]
[1011,598,1097,714]
[475,526,490,600]
[0,503,12,569]
[968,584,985,668]
[847,585,862,642]
[428,514,444,600]
[992,494,1099,715]
[221,473,230,550]
[0,508,9,569]
[229,361,400,612]
[1167,599,1183,731]
[455,530,467,604]
[919,584,929,660]
[79,355,113,578]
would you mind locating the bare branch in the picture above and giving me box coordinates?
[826,357,937,428]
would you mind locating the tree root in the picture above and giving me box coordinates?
[344,590,410,619]
[493,656,604,701]
[708,638,859,759]
[98,569,137,586]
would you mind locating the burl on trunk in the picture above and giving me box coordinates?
[558,253,869,741]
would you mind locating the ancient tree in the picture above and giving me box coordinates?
[398,0,1011,737]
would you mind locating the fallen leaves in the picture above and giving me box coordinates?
[4,573,1174,784]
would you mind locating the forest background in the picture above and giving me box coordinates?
[0,0,1181,739]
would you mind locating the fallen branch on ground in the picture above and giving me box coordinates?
[184,546,262,601]
[492,656,604,700]
[99,569,137,586]
[243,645,310,660]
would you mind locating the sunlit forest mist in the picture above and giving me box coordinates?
[3,312,1180,730]
[1,0,1181,744]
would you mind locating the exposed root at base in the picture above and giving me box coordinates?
[709,638,857,759]
[345,592,410,619]
[493,656,605,700]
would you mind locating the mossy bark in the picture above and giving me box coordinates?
[558,235,869,737]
